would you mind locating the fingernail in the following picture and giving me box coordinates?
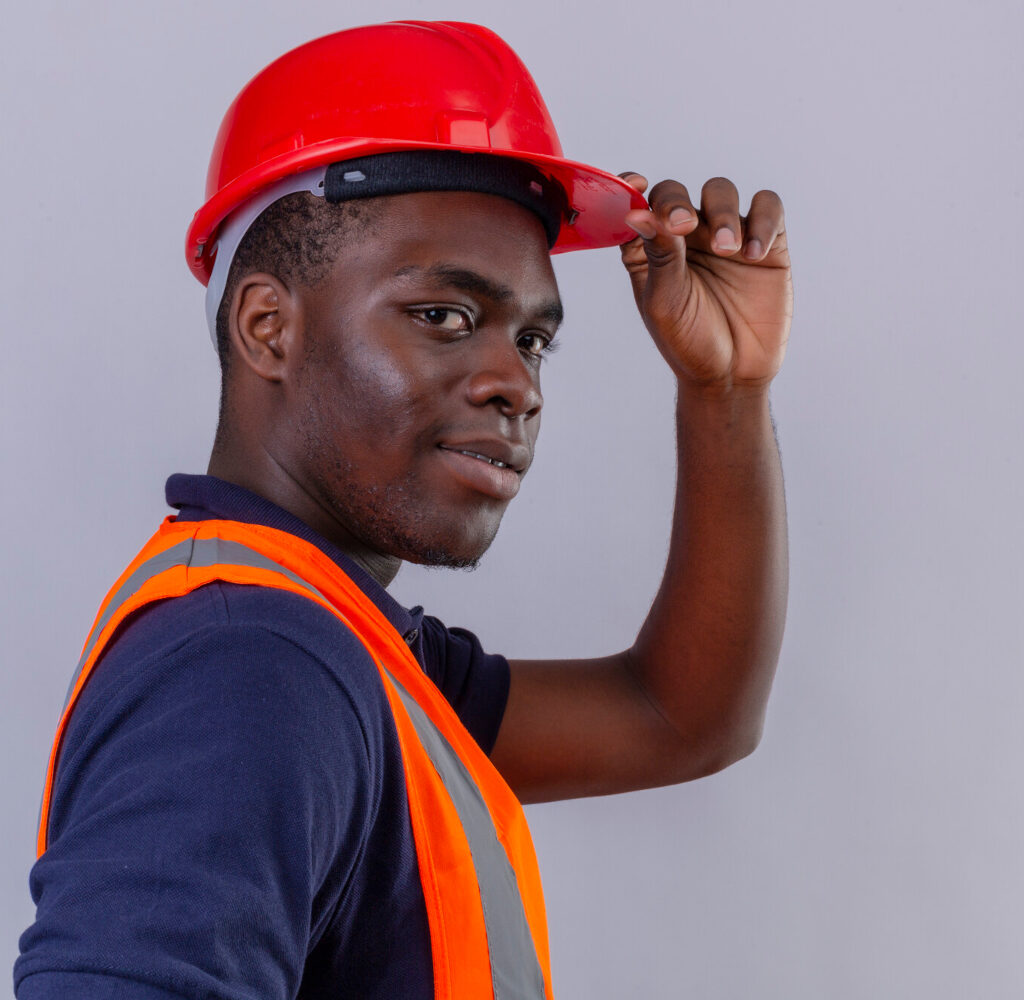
[669,207,693,228]
[714,227,739,252]
[626,218,657,240]
[743,239,763,260]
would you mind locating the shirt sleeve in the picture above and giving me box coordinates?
[418,615,510,754]
[15,619,379,1000]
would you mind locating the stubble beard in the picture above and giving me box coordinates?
[306,451,499,571]
[295,364,501,571]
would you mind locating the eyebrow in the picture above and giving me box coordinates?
[395,263,564,328]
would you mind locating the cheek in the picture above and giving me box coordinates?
[350,348,422,416]
[299,336,447,465]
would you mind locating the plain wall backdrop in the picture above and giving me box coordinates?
[2,1,1022,996]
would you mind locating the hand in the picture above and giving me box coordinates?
[620,174,793,391]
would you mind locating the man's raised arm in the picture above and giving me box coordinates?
[491,173,792,803]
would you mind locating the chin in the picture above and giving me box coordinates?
[413,550,483,571]
[390,513,503,571]
[400,531,497,571]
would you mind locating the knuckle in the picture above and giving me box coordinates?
[701,176,740,215]
[644,243,677,269]
[702,175,737,194]
[753,188,783,209]
[620,245,646,268]
[648,179,690,207]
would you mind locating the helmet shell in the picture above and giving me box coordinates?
[185,21,646,284]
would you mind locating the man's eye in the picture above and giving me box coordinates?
[518,332,554,358]
[415,308,471,331]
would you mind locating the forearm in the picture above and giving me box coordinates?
[627,380,788,773]
[495,174,792,800]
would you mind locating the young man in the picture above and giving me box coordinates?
[16,21,791,1000]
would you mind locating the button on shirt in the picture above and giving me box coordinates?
[15,474,512,1000]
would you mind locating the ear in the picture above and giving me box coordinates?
[227,273,302,382]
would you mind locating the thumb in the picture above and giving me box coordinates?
[617,170,653,305]
[623,205,695,320]
[623,179,700,319]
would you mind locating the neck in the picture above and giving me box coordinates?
[208,431,403,589]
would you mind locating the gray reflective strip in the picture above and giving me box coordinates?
[63,539,196,708]
[56,535,546,997]
[388,673,547,1000]
[62,537,330,712]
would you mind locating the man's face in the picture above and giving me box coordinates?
[289,190,563,568]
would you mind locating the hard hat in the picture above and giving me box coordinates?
[185,20,647,293]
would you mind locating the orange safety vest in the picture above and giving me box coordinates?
[38,516,554,1000]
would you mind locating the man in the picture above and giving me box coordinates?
[15,20,791,1000]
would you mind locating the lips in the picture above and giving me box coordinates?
[437,439,530,474]
[447,448,513,469]
[436,439,530,502]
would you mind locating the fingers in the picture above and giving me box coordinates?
[617,172,654,302]
[628,176,786,262]
[646,179,701,238]
[697,177,742,255]
[618,170,649,196]
[742,189,785,261]
[617,171,787,317]
[618,178,697,316]
[693,179,786,261]
[624,178,699,242]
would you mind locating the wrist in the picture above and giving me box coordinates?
[676,376,772,410]
[673,378,776,451]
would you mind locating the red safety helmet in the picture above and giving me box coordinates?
[185,20,647,286]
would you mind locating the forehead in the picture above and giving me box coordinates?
[328,190,559,299]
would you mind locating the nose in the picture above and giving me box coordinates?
[464,335,543,420]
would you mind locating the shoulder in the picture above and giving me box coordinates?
[418,613,511,753]
[80,579,390,721]
[56,581,399,823]
[24,582,402,1000]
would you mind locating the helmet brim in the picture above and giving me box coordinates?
[185,139,649,285]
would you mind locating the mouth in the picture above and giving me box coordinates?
[436,441,529,502]
[441,447,514,470]
[437,441,529,475]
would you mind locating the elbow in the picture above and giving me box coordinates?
[687,719,765,779]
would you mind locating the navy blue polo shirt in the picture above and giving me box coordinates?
[15,474,512,1000]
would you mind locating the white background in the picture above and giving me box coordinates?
[2,1,1022,996]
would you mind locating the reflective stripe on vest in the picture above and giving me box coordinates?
[39,517,553,1000]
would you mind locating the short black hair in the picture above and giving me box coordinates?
[214,192,378,374]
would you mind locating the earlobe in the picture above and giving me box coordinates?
[230,274,299,381]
